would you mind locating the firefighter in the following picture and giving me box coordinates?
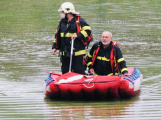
[52,2,92,74]
[87,31,128,76]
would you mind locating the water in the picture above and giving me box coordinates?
[0,0,161,119]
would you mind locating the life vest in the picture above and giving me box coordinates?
[110,42,119,75]
[75,15,93,48]
[55,15,92,49]
[91,41,119,74]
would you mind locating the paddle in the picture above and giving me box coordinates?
[69,39,74,72]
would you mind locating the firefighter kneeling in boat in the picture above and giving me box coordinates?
[87,31,128,76]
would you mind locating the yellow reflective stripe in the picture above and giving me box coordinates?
[115,73,118,75]
[79,26,82,30]
[87,62,92,66]
[75,50,86,56]
[59,51,62,55]
[97,56,110,61]
[59,51,64,56]
[121,68,128,73]
[81,30,88,38]
[65,33,71,37]
[117,58,125,63]
[94,73,98,75]
[102,57,110,61]
[60,32,77,37]
[53,38,56,43]
[60,33,64,37]
[108,73,113,76]
[87,53,92,58]
[97,56,102,60]
[60,50,85,56]
[65,33,77,37]
[107,73,118,76]
[82,26,91,30]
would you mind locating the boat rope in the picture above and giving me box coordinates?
[83,76,96,88]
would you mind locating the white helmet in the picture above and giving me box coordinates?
[58,2,80,14]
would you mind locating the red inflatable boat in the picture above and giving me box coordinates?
[44,68,143,100]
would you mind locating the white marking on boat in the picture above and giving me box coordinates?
[57,75,84,84]
[85,78,94,81]
[46,85,51,92]
[129,82,133,88]
[134,74,143,91]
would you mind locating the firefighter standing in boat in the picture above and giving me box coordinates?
[87,31,128,76]
[52,2,92,74]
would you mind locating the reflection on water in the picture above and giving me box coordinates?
[0,0,161,119]
[44,92,141,119]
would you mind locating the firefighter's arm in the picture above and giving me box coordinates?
[86,44,96,69]
[52,37,57,49]
[52,23,61,50]
[77,18,91,40]
[52,49,57,55]
[116,47,128,74]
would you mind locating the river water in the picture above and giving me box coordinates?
[0,0,161,119]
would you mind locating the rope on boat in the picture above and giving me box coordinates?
[83,76,96,88]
